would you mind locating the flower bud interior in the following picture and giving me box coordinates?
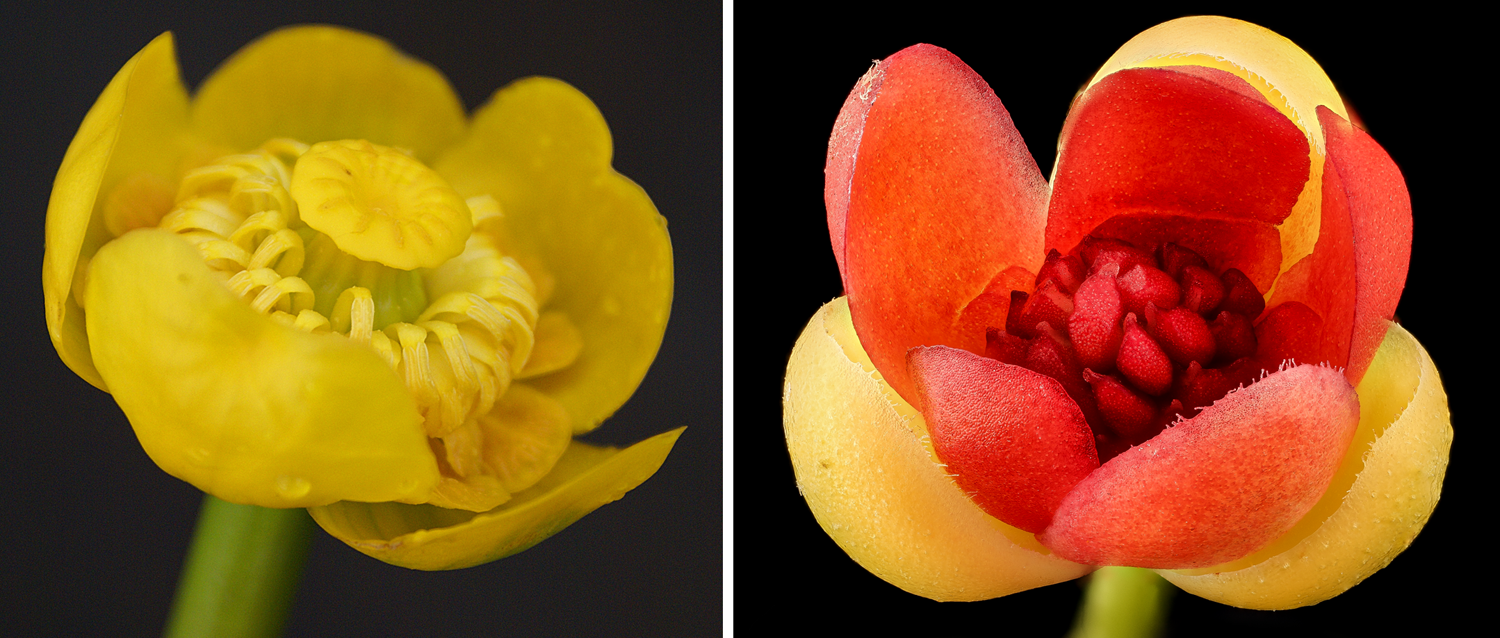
[984,236,1306,462]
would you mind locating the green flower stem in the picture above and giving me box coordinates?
[163,494,314,638]
[1068,566,1176,638]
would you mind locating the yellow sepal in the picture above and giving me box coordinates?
[44,31,190,390]
[190,26,466,163]
[1158,321,1451,608]
[784,298,1094,601]
[85,229,439,508]
[436,77,673,434]
[308,427,683,570]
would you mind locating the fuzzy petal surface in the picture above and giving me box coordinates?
[1041,364,1360,569]
[191,26,466,162]
[832,44,1047,404]
[85,230,438,508]
[436,78,672,434]
[1160,322,1450,608]
[909,346,1099,534]
[309,428,682,570]
[784,298,1092,601]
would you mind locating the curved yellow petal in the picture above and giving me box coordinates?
[308,427,683,570]
[1159,321,1451,608]
[191,26,465,162]
[436,77,672,434]
[1086,16,1347,280]
[517,310,584,379]
[784,298,1093,601]
[44,31,190,390]
[85,229,439,508]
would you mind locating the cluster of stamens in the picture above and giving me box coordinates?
[144,139,548,509]
[985,236,1271,461]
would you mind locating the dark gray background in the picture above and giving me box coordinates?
[3,1,721,635]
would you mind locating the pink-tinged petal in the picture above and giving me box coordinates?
[910,346,1099,534]
[785,298,1094,601]
[1318,106,1412,383]
[1040,364,1359,568]
[832,44,1048,403]
[1158,322,1450,609]
[1047,66,1308,277]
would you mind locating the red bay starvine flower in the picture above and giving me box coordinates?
[783,17,1452,608]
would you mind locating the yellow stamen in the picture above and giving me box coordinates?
[136,137,575,512]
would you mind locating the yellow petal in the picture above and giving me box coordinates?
[1087,15,1347,283]
[190,26,465,162]
[784,298,1093,601]
[44,31,190,390]
[1158,321,1451,608]
[517,311,584,379]
[308,427,683,570]
[436,78,673,434]
[85,229,439,508]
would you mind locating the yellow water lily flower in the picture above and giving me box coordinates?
[43,25,679,570]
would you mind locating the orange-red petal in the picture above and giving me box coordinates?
[1039,364,1359,568]
[1318,107,1412,383]
[910,346,1099,534]
[830,44,1048,403]
[1046,66,1309,287]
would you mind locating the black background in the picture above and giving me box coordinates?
[735,6,1480,638]
[3,1,720,636]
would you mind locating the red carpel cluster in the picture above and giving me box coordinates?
[985,236,1276,461]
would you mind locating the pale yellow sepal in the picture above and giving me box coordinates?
[784,298,1094,601]
[44,32,190,391]
[190,26,466,163]
[308,427,683,570]
[85,229,439,508]
[436,78,672,434]
[1159,321,1451,609]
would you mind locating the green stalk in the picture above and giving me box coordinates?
[163,494,314,638]
[1068,566,1175,638]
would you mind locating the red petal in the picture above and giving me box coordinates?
[1265,139,1356,376]
[1040,364,1360,568]
[832,44,1049,403]
[1255,301,1325,367]
[955,266,1034,352]
[1047,66,1307,285]
[1319,106,1412,383]
[910,346,1099,534]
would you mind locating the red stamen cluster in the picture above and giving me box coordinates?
[986,237,1270,461]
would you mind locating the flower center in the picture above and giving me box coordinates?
[290,139,472,270]
[986,236,1272,462]
[132,138,556,510]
